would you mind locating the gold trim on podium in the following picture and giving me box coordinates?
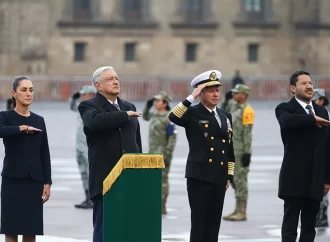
[103,154,165,195]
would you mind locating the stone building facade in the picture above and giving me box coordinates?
[0,0,330,77]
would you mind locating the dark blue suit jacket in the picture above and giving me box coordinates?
[275,97,330,200]
[169,100,235,185]
[0,110,52,185]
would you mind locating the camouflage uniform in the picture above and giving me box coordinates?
[312,89,329,227]
[143,91,177,215]
[220,98,236,113]
[222,84,254,221]
[316,195,329,227]
[70,85,96,208]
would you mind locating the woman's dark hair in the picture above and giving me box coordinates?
[165,101,171,111]
[11,76,30,109]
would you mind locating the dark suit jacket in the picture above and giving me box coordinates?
[78,92,142,199]
[169,99,235,185]
[275,97,330,201]
[0,110,52,184]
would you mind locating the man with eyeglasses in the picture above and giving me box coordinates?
[275,70,330,242]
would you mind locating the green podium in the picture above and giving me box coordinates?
[102,153,164,242]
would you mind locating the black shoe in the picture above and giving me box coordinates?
[75,199,93,209]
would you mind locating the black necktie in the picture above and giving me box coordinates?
[113,103,120,111]
[212,111,221,128]
[306,105,313,115]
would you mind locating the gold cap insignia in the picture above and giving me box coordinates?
[209,71,217,81]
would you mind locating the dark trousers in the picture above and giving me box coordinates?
[281,197,320,242]
[187,178,226,242]
[92,195,103,242]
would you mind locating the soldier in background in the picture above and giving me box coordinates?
[231,70,245,88]
[220,90,235,111]
[143,91,177,215]
[70,85,97,209]
[312,88,329,227]
[312,88,329,107]
[222,84,254,221]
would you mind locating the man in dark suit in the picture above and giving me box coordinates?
[78,66,142,242]
[169,70,235,242]
[275,70,330,242]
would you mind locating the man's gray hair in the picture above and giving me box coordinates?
[92,66,114,85]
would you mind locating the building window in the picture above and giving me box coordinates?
[184,0,204,22]
[244,0,264,21]
[26,65,32,74]
[74,42,86,62]
[123,0,142,21]
[186,43,197,62]
[74,0,91,20]
[248,44,259,62]
[36,65,41,74]
[125,43,136,62]
[299,58,306,70]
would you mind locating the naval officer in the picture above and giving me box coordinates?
[169,70,235,242]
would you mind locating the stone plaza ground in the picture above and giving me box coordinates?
[0,100,329,242]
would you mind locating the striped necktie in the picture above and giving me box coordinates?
[305,105,313,115]
[113,103,120,111]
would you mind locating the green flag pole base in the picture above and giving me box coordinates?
[103,153,164,242]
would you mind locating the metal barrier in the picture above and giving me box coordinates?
[1,75,330,101]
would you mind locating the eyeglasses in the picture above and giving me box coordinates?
[297,81,313,87]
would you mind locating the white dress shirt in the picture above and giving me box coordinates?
[108,98,119,105]
[186,95,194,103]
[186,95,221,127]
[108,98,121,110]
[295,97,315,114]
[205,106,222,128]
